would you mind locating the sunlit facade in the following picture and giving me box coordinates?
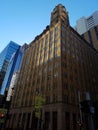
[6,4,98,130]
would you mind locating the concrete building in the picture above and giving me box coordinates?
[6,4,98,130]
[0,41,20,91]
[74,11,98,35]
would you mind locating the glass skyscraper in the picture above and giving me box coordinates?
[0,44,27,95]
[0,41,20,91]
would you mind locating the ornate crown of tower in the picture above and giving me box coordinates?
[50,4,69,26]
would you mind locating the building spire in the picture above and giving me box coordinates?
[50,4,69,26]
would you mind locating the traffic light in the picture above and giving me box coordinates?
[0,113,5,119]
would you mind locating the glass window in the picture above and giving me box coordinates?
[55,54,58,58]
[62,46,66,51]
[62,39,65,44]
[54,62,58,68]
[54,39,58,44]
[53,94,58,103]
[55,46,58,51]
[63,95,68,103]
[67,50,70,55]
[50,43,53,48]
[46,96,50,103]
[49,65,52,71]
[54,71,58,78]
[55,26,58,32]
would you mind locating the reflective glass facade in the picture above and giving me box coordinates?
[0,41,20,91]
[0,44,26,95]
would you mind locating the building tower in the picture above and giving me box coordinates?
[0,41,20,91]
[6,4,98,130]
[50,4,69,26]
[0,44,27,95]
[74,10,98,35]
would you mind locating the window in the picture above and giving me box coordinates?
[53,82,57,89]
[54,62,58,68]
[62,26,65,31]
[55,46,58,51]
[54,32,58,38]
[54,71,58,78]
[54,39,58,44]
[49,65,52,71]
[47,74,52,80]
[53,94,57,103]
[63,82,68,89]
[48,57,53,62]
[62,32,65,38]
[50,43,53,48]
[64,72,67,78]
[55,54,58,58]
[63,95,68,103]
[67,49,70,55]
[55,26,58,32]
[62,39,65,44]
[62,46,66,51]
[50,31,53,41]
[50,48,52,55]
[46,96,50,103]
[47,84,51,91]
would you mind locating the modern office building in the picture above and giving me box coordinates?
[82,25,98,51]
[0,44,27,95]
[74,10,98,35]
[0,41,20,91]
[6,4,98,130]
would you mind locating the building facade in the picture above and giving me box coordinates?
[0,44,27,95]
[74,11,98,35]
[82,25,98,51]
[0,41,20,91]
[6,4,98,130]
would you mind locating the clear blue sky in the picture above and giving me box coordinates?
[0,0,98,52]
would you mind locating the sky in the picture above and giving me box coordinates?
[0,0,98,53]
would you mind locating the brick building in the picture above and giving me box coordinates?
[6,4,98,130]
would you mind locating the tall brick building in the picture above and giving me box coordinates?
[6,4,98,130]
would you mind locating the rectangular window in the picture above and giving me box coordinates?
[55,46,58,51]
[53,94,57,103]
[63,94,68,103]
[62,46,66,51]
[46,96,50,104]
[54,62,58,68]
[54,71,58,78]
